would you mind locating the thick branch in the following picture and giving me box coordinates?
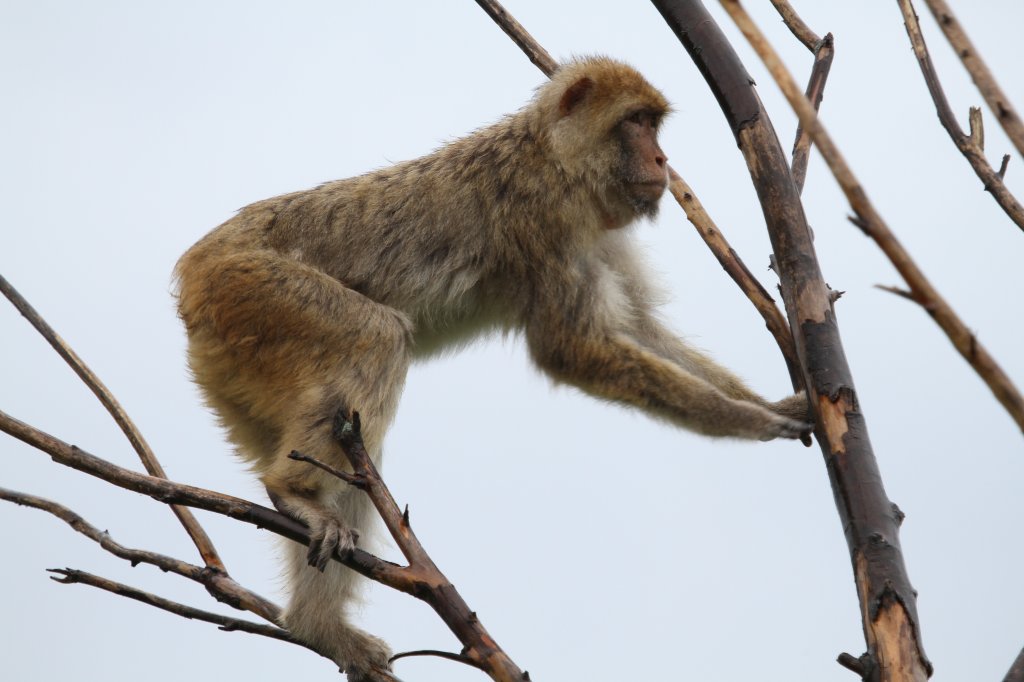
[0,487,280,623]
[475,0,802,391]
[922,0,1024,158]
[653,1,934,679]
[896,0,1024,232]
[1005,646,1024,682]
[0,273,224,570]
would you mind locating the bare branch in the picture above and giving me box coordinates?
[668,169,803,388]
[875,284,916,301]
[791,33,835,194]
[769,0,820,51]
[716,0,1024,435]
[1,406,526,681]
[475,0,802,393]
[0,486,281,623]
[329,410,524,681]
[837,652,867,676]
[0,406,408,587]
[390,649,486,671]
[1004,645,1024,682]
[896,0,1024,232]
[0,273,224,570]
[922,0,1024,158]
[474,0,556,76]
[47,568,303,648]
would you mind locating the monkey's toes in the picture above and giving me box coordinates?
[341,631,396,682]
[306,520,359,571]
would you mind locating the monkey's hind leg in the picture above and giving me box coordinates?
[260,305,410,681]
[184,250,412,680]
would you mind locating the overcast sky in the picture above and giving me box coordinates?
[2,2,1022,681]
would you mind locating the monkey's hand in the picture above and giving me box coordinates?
[267,490,360,571]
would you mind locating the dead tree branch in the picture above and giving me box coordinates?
[1005,646,1024,682]
[896,0,1024,232]
[654,0,933,678]
[790,33,834,194]
[47,568,302,647]
[769,0,819,50]
[0,406,408,590]
[922,0,1024,158]
[0,486,280,623]
[0,403,526,680]
[0,273,224,570]
[294,410,525,681]
[474,0,803,393]
[712,1,1024,435]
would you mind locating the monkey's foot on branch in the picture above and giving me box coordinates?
[267,483,360,572]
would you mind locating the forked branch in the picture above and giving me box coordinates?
[922,0,1024,158]
[896,0,1024,232]
[0,274,224,570]
[718,0,1024,435]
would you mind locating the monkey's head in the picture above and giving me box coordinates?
[534,57,671,227]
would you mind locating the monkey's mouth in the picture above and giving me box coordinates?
[629,180,668,201]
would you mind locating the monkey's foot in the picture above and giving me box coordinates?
[306,514,360,571]
[336,628,395,682]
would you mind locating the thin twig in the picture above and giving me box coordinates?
[719,0,1024,435]
[475,0,803,392]
[390,649,486,671]
[0,486,280,623]
[0,273,224,570]
[47,569,304,647]
[768,0,819,50]
[791,33,835,194]
[875,284,916,302]
[896,0,1024,232]
[922,0,1024,158]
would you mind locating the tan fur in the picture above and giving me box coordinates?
[175,56,809,680]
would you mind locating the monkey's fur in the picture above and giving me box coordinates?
[176,57,810,679]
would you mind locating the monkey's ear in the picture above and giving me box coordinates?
[558,77,594,117]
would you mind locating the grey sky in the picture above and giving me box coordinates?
[2,2,1022,681]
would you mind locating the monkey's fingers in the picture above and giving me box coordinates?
[306,521,359,571]
[760,417,814,442]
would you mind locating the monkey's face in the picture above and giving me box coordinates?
[614,109,669,221]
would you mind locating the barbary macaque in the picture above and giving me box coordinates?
[175,56,810,680]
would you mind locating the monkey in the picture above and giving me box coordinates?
[175,56,811,680]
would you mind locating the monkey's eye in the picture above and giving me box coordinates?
[626,111,658,128]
